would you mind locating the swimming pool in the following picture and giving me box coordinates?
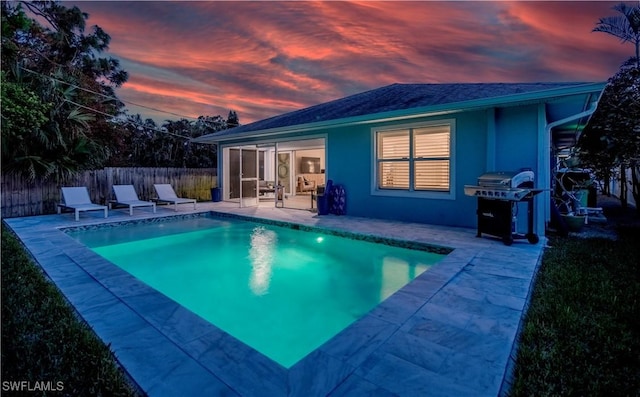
[68,215,446,368]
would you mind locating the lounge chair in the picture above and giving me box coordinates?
[57,187,108,221]
[110,185,156,215]
[153,184,197,211]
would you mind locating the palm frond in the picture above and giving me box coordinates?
[593,15,635,42]
[61,84,77,100]
[67,107,96,128]
[10,155,55,181]
[613,2,640,30]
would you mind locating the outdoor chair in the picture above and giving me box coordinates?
[57,187,108,221]
[110,185,156,215]
[297,176,316,194]
[153,184,197,211]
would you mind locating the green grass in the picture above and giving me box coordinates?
[1,225,141,397]
[510,228,640,396]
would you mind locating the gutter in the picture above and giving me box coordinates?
[545,92,601,135]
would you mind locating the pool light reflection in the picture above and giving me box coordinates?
[248,227,276,296]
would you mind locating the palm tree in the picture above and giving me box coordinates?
[593,2,640,68]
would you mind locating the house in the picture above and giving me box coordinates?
[194,82,605,237]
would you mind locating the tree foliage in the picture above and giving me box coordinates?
[579,59,640,211]
[1,1,235,181]
[581,2,640,211]
[108,114,237,168]
[0,71,53,179]
[1,1,128,181]
[593,2,640,68]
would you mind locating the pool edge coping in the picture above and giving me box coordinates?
[59,211,459,395]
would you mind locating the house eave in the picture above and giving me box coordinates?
[192,82,606,144]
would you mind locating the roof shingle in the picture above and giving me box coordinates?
[206,82,595,138]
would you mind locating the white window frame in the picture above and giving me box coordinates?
[371,119,456,200]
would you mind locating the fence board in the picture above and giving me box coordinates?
[1,168,217,218]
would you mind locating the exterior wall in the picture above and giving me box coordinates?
[327,111,488,228]
[493,105,542,235]
[218,105,545,232]
[326,105,544,231]
[494,106,539,172]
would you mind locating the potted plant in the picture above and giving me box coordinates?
[560,212,586,232]
[571,177,596,210]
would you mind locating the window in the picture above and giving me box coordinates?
[376,122,452,193]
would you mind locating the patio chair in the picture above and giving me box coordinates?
[57,187,108,221]
[154,184,197,211]
[110,185,156,216]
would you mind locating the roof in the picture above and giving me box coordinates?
[194,82,606,143]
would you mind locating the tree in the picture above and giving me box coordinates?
[2,1,233,175]
[593,2,640,68]
[0,71,52,179]
[581,2,640,212]
[111,114,224,168]
[1,1,128,181]
[226,110,240,128]
[579,59,640,212]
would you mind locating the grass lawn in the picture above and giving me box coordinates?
[510,224,640,396]
[1,225,141,396]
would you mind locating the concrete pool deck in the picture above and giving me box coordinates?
[3,202,545,396]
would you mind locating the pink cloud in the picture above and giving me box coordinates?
[68,1,627,124]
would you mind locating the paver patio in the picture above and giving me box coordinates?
[3,201,544,396]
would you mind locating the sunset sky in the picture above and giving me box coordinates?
[62,1,633,125]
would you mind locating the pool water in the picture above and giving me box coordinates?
[69,216,445,368]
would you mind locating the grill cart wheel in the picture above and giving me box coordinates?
[526,233,539,244]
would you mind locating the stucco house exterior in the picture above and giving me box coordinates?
[194,82,605,238]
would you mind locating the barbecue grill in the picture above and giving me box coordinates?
[464,169,542,245]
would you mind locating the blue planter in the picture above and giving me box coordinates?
[211,187,221,202]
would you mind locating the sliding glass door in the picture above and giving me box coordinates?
[240,147,258,207]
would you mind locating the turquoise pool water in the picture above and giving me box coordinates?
[69,216,445,368]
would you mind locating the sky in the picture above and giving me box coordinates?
[62,1,634,125]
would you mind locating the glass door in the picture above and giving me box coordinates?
[240,147,258,207]
[228,148,240,201]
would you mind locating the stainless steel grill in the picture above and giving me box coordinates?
[464,170,534,201]
[465,169,541,246]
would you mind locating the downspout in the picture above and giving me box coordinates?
[486,108,496,171]
[215,143,222,197]
[541,96,600,234]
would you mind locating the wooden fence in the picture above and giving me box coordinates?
[1,167,217,218]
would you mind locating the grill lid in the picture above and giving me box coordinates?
[477,169,534,188]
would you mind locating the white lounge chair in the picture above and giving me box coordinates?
[57,187,108,221]
[110,185,156,216]
[154,184,197,211]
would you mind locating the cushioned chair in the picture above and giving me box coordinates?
[154,184,196,211]
[110,185,156,215]
[57,187,108,221]
[297,176,316,193]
